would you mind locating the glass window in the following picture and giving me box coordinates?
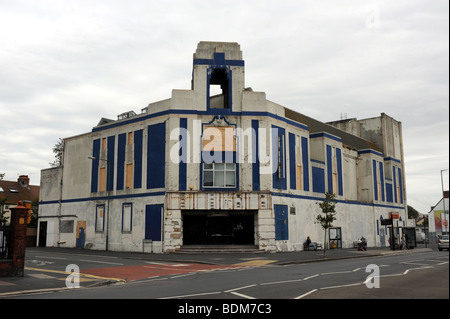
[203,163,236,188]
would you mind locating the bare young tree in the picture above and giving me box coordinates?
[316,192,338,258]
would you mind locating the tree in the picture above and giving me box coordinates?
[407,205,420,220]
[316,192,338,258]
[49,138,64,167]
[0,197,8,226]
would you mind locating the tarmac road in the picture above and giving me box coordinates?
[1,247,447,300]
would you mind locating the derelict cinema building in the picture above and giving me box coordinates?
[38,41,408,253]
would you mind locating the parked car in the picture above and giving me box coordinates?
[415,228,426,243]
[438,235,449,251]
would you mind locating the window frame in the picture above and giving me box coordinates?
[202,162,236,189]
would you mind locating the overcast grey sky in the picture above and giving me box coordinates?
[0,0,448,215]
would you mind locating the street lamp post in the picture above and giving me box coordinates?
[441,169,449,235]
[89,156,111,251]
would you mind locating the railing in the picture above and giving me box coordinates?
[0,226,11,259]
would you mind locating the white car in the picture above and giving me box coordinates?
[438,235,449,251]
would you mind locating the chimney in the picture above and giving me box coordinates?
[18,175,30,187]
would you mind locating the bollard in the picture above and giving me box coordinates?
[9,201,28,277]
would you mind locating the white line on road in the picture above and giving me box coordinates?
[320,282,363,290]
[159,291,222,299]
[260,279,303,286]
[303,274,319,281]
[78,259,124,266]
[294,289,318,299]
[35,256,68,260]
[224,284,257,293]
[230,291,256,299]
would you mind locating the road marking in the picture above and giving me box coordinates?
[0,287,72,297]
[171,273,196,279]
[145,262,189,266]
[27,273,56,280]
[294,289,317,299]
[403,266,433,275]
[260,278,303,286]
[320,270,353,275]
[230,291,256,299]
[320,282,363,290]
[79,259,124,266]
[233,260,277,266]
[35,256,68,260]
[303,274,319,281]
[224,284,257,293]
[159,291,221,299]
[24,267,126,284]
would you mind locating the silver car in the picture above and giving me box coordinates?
[438,235,449,251]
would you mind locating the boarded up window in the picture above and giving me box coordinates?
[202,126,236,152]
[60,220,74,233]
[99,167,107,192]
[96,205,105,231]
[296,136,303,190]
[122,203,132,232]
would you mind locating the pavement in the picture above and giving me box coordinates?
[0,244,440,297]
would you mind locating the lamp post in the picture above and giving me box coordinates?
[441,169,449,235]
[89,156,111,251]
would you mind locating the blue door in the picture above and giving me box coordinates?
[274,204,288,240]
[145,204,163,241]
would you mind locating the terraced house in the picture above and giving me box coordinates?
[38,41,407,253]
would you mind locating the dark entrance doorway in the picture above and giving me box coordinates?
[38,221,47,247]
[183,211,255,245]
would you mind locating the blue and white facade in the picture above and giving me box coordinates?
[38,42,408,252]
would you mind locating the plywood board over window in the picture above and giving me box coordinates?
[126,132,134,189]
[202,126,236,152]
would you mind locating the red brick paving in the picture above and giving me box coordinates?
[81,263,243,282]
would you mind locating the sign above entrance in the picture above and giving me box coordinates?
[167,192,271,211]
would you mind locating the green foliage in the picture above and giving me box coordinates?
[0,197,8,226]
[316,192,338,257]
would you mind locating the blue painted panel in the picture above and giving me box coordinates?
[312,167,325,193]
[179,118,187,191]
[398,168,403,203]
[289,133,296,190]
[336,148,343,196]
[379,162,385,201]
[373,160,378,201]
[145,204,163,241]
[107,136,115,191]
[134,129,143,189]
[272,125,286,190]
[393,167,397,203]
[326,145,333,193]
[386,183,393,203]
[147,123,166,189]
[91,139,100,193]
[252,120,260,191]
[301,137,309,192]
[274,204,288,241]
[117,133,126,191]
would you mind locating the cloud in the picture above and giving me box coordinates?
[0,0,448,215]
